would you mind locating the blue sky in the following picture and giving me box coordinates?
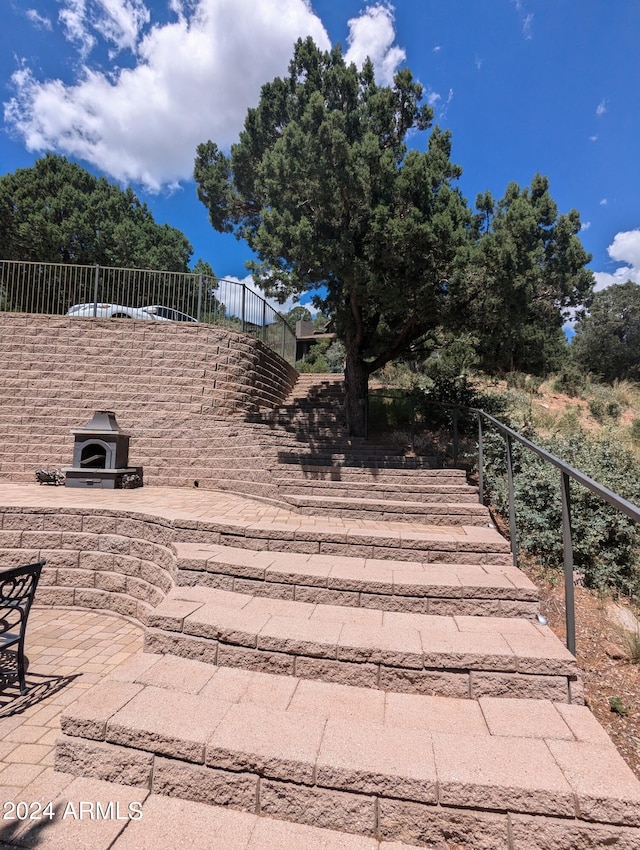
[2,1,640,313]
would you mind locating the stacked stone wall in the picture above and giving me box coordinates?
[0,314,297,487]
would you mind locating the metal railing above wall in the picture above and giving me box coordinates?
[0,260,297,365]
[368,392,640,656]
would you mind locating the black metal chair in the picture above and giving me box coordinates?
[0,561,45,695]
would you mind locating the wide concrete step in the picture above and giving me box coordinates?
[0,497,513,565]
[276,479,480,502]
[56,655,640,847]
[0,792,414,850]
[283,494,491,526]
[144,587,580,702]
[173,542,540,618]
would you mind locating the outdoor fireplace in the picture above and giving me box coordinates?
[64,410,143,489]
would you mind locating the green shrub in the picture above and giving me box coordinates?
[630,419,640,442]
[589,394,621,422]
[609,696,628,716]
[416,374,507,434]
[607,400,621,419]
[506,372,528,390]
[482,429,640,597]
[552,366,586,397]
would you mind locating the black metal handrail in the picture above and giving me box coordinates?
[368,391,640,655]
[472,407,640,656]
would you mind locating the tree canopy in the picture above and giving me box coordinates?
[194,38,595,431]
[0,153,192,271]
[570,281,640,382]
[450,175,594,375]
[195,37,470,435]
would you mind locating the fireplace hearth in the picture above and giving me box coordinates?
[64,410,143,489]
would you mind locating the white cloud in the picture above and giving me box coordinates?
[511,0,533,39]
[596,98,607,117]
[92,0,151,54]
[59,0,96,58]
[425,87,453,118]
[589,134,597,142]
[344,3,405,86]
[425,90,441,107]
[26,9,53,29]
[599,198,608,206]
[580,221,591,231]
[592,229,640,291]
[5,0,406,192]
[57,0,150,55]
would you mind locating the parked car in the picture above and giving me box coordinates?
[144,305,198,322]
[66,303,158,320]
[66,303,197,322]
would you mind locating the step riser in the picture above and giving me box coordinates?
[277,458,437,469]
[192,534,512,565]
[57,732,632,848]
[280,487,479,503]
[143,628,578,702]
[0,505,512,564]
[288,505,491,526]
[176,570,540,618]
[279,467,462,479]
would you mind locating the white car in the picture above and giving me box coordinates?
[144,305,197,322]
[66,303,197,322]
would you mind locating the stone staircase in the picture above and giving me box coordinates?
[247,373,494,526]
[0,316,636,844]
[46,375,640,848]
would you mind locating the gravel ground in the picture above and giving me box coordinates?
[528,565,640,779]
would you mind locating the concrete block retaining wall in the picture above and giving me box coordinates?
[0,315,297,486]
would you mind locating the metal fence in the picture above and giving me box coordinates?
[0,260,297,364]
[368,391,640,656]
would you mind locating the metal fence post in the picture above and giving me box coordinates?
[197,274,203,322]
[281,318,286,359]
[410,397,416,454]
[561,471,577,656]
[477,414,484,505]
[262,299,267,343]
[92,265,100,317]
[506,434,518,567]
[452,408,459,465]
[241,284,246,333]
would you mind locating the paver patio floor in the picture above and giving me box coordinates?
[0,481,468,535]
[0,608,143,799]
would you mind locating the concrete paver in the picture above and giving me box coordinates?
[2,477,640,847]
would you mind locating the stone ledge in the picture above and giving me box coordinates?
[173,542,539,618]
[143,587,578,701]
[56,664,640,835]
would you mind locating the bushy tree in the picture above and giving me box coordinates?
[452,176,593,375]
[570,281,640,382]
[0,153,192,270]
[285,305,313,326]
[194,38,470,435]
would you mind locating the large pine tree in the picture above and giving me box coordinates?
[194,38,470,436]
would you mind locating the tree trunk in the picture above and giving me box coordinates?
[344,348,369,438]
